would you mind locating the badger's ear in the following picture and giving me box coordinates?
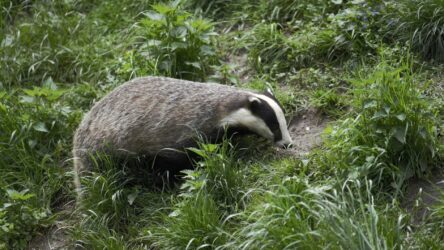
[247,96,261,111]
[263,88,275,98]
[248,96,261,105]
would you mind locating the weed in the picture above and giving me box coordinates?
[149,193,224,249]
[137,1,219,81]
[0,189,54,249]
[184,139,246,208]
[320,57,440,192]
[309,87,349,116]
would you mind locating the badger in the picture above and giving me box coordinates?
[73,76,292,192]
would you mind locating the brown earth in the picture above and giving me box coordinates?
[403,169,444,224]
[285,108,329,156]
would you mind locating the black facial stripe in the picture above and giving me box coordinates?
[263,90,285,112]
[250,98,282,142]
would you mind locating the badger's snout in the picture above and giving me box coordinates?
[275,139,293,149]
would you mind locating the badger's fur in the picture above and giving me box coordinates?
[73,76,292,192]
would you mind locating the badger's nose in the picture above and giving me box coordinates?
[275,140,293,149]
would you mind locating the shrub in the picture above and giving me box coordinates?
[137,1,219,81]
[319,58,440,191]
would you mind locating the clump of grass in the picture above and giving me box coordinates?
[387,0,444,62]
[258,0,341,24]
[185,0,239,18]
[319,57,440,191]
[149,193,224,249]
[309,87,349,117]
[230,176,319,249]
[315,180,405,249]
[243,22,353,75]
[226,178,405,249]
[136,1,219,81]
[185,140,246,208]
[244,22,339,74]
[146,138,246,249]
[242,2,389,75]
[72,153,144,247]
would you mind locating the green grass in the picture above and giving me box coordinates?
[316,56,441,194]
[1,0,444,249]
[387,0,444,62]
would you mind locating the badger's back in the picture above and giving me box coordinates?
[73,76,251,160]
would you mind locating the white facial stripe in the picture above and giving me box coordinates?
[252,93,293,145]
[219,108,274,140]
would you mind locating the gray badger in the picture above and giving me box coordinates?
[73,76,292,191]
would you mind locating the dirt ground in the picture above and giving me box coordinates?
[403,169,444,224]
[286,108,329,156]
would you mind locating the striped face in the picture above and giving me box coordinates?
[220,91,293,148]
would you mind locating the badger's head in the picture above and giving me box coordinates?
[220,89,293,148]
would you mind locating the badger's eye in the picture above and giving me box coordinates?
[273,128,282,142]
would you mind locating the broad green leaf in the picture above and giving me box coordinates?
[6,189,35,200]
[187,147,207,157]
[363,99,377,109]
[153,4,173,14]
[127,192,138,205]
[372,111,387,120]
[185,61,201,69]
[395,113,406,121]
[43,77,57,90]
[393,125,408,144]
[33,122,49,133]
[144,11,164,21]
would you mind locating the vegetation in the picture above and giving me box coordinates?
[1,0,444,249]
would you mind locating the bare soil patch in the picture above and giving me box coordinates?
[404,169,444,224]
[285,108,329,156]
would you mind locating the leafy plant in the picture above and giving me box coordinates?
[149,193,224,249]
[184,139,246,208]
[0,189,53,249]
[320,58,440,191]
[137,1,219,81]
